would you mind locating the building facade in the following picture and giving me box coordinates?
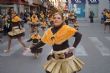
[0,0,28,14]
[0,0,43,14]
[69,0,110,21]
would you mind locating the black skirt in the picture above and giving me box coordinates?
[31,47,43,54]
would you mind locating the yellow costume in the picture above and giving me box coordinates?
[8,16,25,37]
[105,13,110,19]
[31,15,38,23]
[31,34,41,40]
[41,24,84,73]
[41,24,77,45]
[28,33,42,55]
[105,13,110,22]
[41,21,47,27]
[40,13,45,19]
[30,15,39,32]
[12,16,21,22]
[73,21,79,30]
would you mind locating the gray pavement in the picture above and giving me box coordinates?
[0,21,110,73]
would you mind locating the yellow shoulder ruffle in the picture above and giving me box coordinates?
[12,16,21,22]
[41,25,77,45]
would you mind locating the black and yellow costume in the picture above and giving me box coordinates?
[40,13,45,21]
[73,21,79,30]
[64,13,69,25]
[8,16,25,38]
[31,15,38,23]
[41,21,47,29]
[104,12,110,26]
[31,15,39,25]
[27,33,42,54]
[30,15,39,32]
[31,24,84,73]
[49,16,54,27]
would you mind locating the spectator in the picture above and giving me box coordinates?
[89,11,94,23]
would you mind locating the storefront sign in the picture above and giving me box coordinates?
[88,0,99,4]
[71,0,86,4]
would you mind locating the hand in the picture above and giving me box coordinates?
[68,47,75,53]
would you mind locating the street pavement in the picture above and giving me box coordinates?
[0,20,110,73]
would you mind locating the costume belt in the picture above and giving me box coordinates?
[52,48,73,59]
[105,19,110,23]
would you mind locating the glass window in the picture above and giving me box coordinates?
[72,4,85,18]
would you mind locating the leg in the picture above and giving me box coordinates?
[31,26,34,33]
[30,25,35,33]
[29,23,32,33]
[104,24,107,32]
[34,26,38,32]
[91,18,93,23]
[34,53,38,59]
[0,34,2,42]
[92,18,94,23]
[17,37,26,50]
[4,37,12,53]
[109,24,110,32]
[90,19,91,23]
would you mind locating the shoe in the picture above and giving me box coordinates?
[34,53,38,59]
[22,48,33,56]
[4,49,10,53]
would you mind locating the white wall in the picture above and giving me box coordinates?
[19,5,24,13]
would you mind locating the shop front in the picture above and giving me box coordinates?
[70,0,103,20]
[71,0,86,18]
[0,0,29,14]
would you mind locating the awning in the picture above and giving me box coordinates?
[71,0,86,4]
[88,0,99,4]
